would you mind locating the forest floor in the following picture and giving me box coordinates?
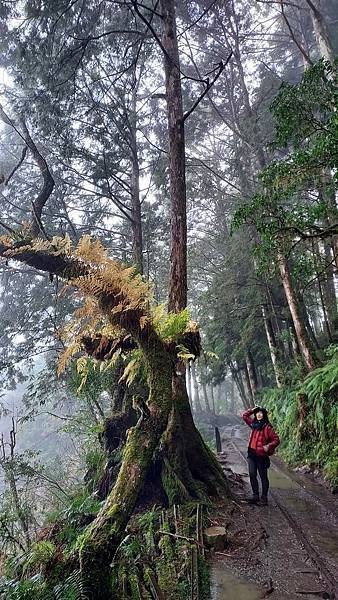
[208,422,338,600]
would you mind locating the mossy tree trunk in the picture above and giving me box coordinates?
[79,329,174,599]
[0,239,229,600]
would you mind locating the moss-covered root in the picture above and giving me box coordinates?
[79,342,173,600]
[174,376,231,499]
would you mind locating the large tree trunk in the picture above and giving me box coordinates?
[157,0,229,513]
[79,329,174,598]
[278,253,318,371]
[161,0,187,313]
[130,84,144,274]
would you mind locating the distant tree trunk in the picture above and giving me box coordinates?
[313,241,333,343]
[5,464,31,549]
[322,241,338,339]
[243,363,254,406]
[216,384,223,411]
[186,361,193,406]
[287,317,302,361]
[202,382,212,413]
[278,253,318,371]
[161,0,187,313]
[245,350,258,397]
[229,378,235,413]
[209,385,216,414]
[130,84,143,274]
[230,363,250,409]
[266,285,284,351]
[190,361,202,414]
[304,0,335,62]
[262,305,283,388]
[297,290,321,350]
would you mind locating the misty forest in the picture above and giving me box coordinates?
[0,0,337,599]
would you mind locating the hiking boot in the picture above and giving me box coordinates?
[247,495,259,504]
[258,496,268,506]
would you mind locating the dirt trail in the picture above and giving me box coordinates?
[210,423,338,600]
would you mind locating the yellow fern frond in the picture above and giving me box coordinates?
[75,235,107,264]
[58,341,82,375]
[50,234,72,256]
[76,356,90,393]
[139,316,149,330]
[0,235,13,247]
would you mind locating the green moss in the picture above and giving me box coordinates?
[161,458,191,506]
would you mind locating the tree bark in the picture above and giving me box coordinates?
[161,0,187,313]
[186,361,193,407]
[322,241,338,339]
[79,330,174,598]
[304,0,335,62]
[190,361,202,414]
[243,363,254,406]
[245,350,258,398]
[261,305,283,388]
[210,384,216,414]
[278,253,318,371]
[229,362,250,409]
[130,84,144,274]
[202,382,212,413]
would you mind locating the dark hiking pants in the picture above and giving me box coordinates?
[247,453,270,498]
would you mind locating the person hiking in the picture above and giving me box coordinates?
[242,406,280,506]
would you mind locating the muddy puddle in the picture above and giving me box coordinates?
[210,566,262,599]
[269,468,299,490]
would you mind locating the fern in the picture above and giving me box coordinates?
[22,541,56,574]
[53,570,89,600]
[153,307,190,341]
[119,349,146,386]
[0,574,53,600]
[262,353,338,487]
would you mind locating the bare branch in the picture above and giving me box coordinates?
[183,55,232,123]
[4,146,28,185]
[280,0,313,66]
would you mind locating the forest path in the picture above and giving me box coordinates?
[209,422,337,600]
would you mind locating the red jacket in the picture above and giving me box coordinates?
[242,408,280,456]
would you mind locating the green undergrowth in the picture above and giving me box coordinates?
[110,503,210,599]
[0,487,102,599]
[0,499,210,599]
[0,570,87,600]
[260,351,338,489]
